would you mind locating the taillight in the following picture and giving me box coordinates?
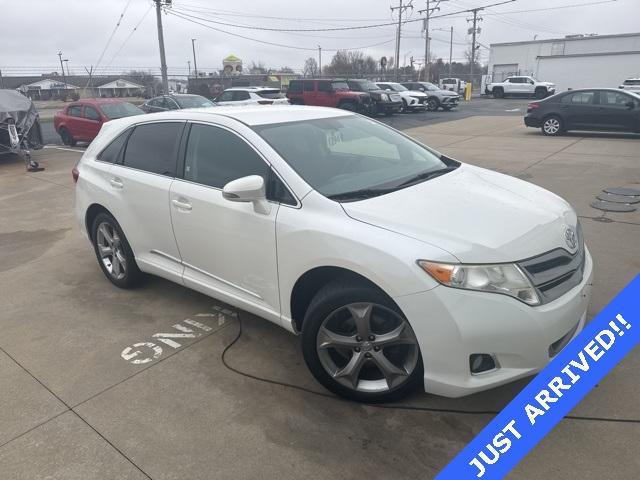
[72,166,80,183]
[257,100,274,105]
[527,102,540,112]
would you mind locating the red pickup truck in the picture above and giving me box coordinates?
[286,79,372,113]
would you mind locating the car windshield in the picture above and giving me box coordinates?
[386,83,407,92]
[422,82,439,91]
[100,102,144,119]
[175,95,215,108]
[257,89,285,99]
[331,81,349,90]
[253,115,457,201]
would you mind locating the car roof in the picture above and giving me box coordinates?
[106,105,352,128]
[225,86,280,91]
[75,98,132,106]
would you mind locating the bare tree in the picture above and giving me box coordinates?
[303,57,319,77]
[249,61,268,74]
[323,50,378,76]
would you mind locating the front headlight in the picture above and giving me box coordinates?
[417,261,540,306]
[380,93,389,101]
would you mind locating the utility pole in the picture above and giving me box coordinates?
[391,0,413,81]
[191,38,198,80]
[188,60,191,77]
[57,51,68,91]
[464,1,515,85]
[449,26,453,77]
[318,45,322,76]
[0,70,4,89]
[419,0,448,82]
[154,0,169,94]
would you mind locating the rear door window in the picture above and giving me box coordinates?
[303,80,315,92]
[68,105,82,117]
[217,91,234,102]
[122,122,183,176]
[317,81,332,92]
[569,92,595,104]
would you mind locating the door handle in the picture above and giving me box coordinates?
[109,178,124,189]
[172,198,192,211]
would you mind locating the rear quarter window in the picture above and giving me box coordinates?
[97,130,130,163]
[288,80,302,93]
[122,122,183,176]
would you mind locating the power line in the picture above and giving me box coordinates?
[94,0,134,70]
[167,9,395,52]
[106,4,154,67]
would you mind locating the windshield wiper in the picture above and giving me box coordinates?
[327,187,398,202]
[397,166,459,187]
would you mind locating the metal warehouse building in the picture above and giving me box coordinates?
[487,32,640,92]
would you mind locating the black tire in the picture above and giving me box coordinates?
[535,88,547,99]
[493,88,504,99]
[301,280,423,403]
[91,213,143,288]
[426,97,439,111]
[541,115,564,136]
[400,99,408,113]
[59,127,76,147]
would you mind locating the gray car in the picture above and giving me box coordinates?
[401,82,460,111]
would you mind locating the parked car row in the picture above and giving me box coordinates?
[54,80,462,146]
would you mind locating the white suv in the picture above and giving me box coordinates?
[376,82,428,112]
[619,78,640,92]
[214,86,289,106]
[74,106,592,402]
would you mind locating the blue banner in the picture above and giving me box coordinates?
[436,275,640,480]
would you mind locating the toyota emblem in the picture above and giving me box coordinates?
[564,227,578,250]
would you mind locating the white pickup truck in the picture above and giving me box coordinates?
[485,76,555,99]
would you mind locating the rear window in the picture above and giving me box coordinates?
[97,130,130,163]
[100,102,144,120]
[256,89,285,99]
[122,122,183,176]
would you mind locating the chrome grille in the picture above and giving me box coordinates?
[518,225,585,304]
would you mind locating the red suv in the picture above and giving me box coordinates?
[54,99,143,146]
[287,79,371,113]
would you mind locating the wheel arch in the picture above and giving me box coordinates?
[289,266,398,333]
[85,203,116,241]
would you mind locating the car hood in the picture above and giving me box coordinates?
[405,90,428,97]
[341,164,577,263]
[438,89,459,97]
[538,81,555,87]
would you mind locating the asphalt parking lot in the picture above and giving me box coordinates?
[1,108,639,479]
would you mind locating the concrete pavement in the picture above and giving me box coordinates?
[0,117,638,479]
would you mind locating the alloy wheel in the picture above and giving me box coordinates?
[316,302,419,393]
[543,118,560,135]
[96,222,127,280]
[427,98,438,111]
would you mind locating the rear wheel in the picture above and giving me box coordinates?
[59,127,76,147]
[535,88,548,99]
[541,115,564,136]
[91,213,143,288]
[493,88,504,99]
[301,281,422,403]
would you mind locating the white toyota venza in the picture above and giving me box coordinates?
[74,106,593,402]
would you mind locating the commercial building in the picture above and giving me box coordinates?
[487,32,640,91]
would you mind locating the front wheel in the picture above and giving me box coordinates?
[492,88,504,99]
[535,88,548,99]
[541,115,564,136]
[91,213,143,288]
[301,281,422,403]
[426,97,439,111]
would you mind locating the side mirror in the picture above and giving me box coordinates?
[222,175,270,214]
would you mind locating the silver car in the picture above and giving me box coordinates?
[401,82,460,111]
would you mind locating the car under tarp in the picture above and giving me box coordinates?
[0,89,44,161]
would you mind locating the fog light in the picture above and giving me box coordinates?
[470,354,496,374]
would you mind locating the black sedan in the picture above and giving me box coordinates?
[140,94,214,113]
[524,88,640,136]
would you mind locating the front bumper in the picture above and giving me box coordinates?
[394,247,593,398]
[376,101,402,114]
[441,96,460,106]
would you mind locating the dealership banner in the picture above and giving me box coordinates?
[436,275,640,480]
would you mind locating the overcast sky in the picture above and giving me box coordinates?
[2,0,639,77]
